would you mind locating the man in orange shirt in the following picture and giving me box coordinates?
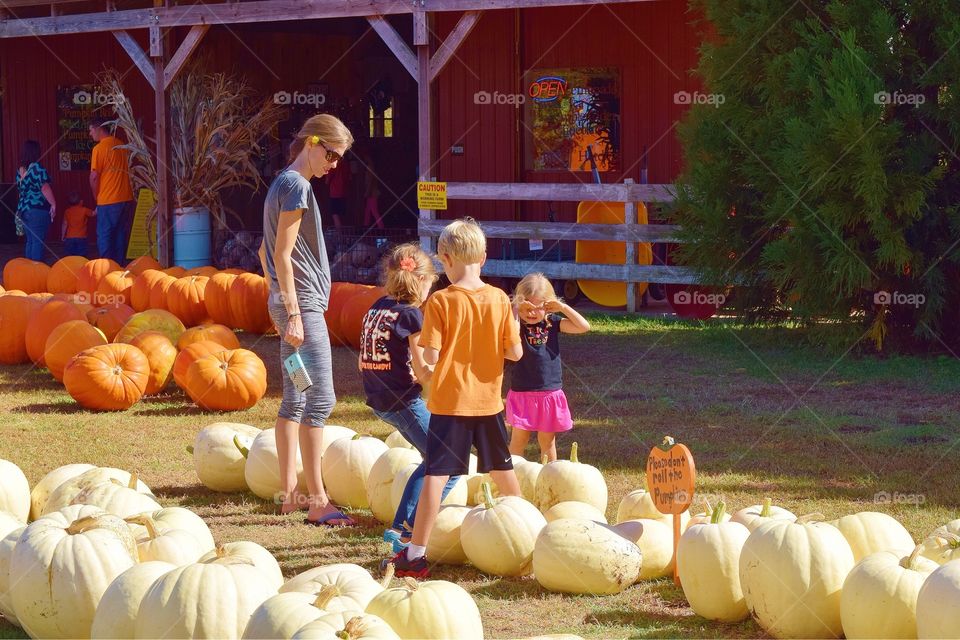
[60,191,95,257]
[89,116,134,264]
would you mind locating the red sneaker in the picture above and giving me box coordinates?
[382,550,430,579]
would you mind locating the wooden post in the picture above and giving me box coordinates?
[415,9,435,252]
[624,178,637,313]
[152,26,171,267]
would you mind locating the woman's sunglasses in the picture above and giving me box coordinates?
[316,140,343,164]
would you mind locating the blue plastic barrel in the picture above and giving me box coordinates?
[173,207,212,269]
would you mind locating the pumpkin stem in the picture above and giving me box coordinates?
[186,444,194,455]
[313,584,340,610]
[215,544,227,558]
[402,576,420,591]
[659,435,676,451]
[759,497,772,518]
[481,482,497,509]
[924,532,960,553]
[233,434,249,458]
[126,515,159,540]
[570,442,579,463]
[380,561,395,588]
[65,515,107,535]
[339,616,369,640]
[128,471,139,490]
[540,454,548,465]
[351,433,364,440]
[902,543,926,570]
[711,501,727,524]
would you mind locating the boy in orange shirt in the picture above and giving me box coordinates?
[385,217,523,578]
[61,192,95,257]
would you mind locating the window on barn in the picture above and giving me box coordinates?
[369,101,394,138]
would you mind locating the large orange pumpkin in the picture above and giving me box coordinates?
[3,258,50,294]
[229,273,272,334]
[326,282,361,346]
[127,255,163,276]
[339,286,385,350]
[63,343,149,410]
[222,268,245,275]
[95,270,135,306]
[148,274,177,311]
[0,295,43,364]
[87,304,136,341]
[163,266,187,278]
[184,266,218,277]
[47,256,89,294]
[127,330,177,395]
[24,299,86,365]
[177,324,240,350]
[130,270,168,312]
[76,258,121,297]
[44,320,108,382]
[204,273,236,328]
[173,340,228,389]
[167,275,210,327]
[114,309,186,345]
[185,348,267,411]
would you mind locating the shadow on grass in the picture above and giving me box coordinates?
[469,576,545,599]
[11,402,86,414]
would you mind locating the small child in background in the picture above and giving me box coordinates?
[507,273,591,462]
[61,191,95,257]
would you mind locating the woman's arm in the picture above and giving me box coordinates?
[546,300,591,334]
[407,332,434,385]
[41,183,56,219]
[274,210,304,347]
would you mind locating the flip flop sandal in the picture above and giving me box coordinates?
[304,511,356,527]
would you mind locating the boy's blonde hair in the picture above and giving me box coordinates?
[288,114,354,162]
[512,272,559,307]
[437,217,486,264]
[381,243,437,307]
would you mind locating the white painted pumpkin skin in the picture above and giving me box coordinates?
[240,428,307,501]
[840,547,937,639]
[365,577,483,640]
[278,562,384,612]
[390,464,467,515]
[920,519,960,565]
[70,480,163,518]
[10,509,139,639]
[916,560,960,638]
[514,457,544,503]
[0,459,30,522]
[322,435,389,509]
[0,511,23,539]
[612,518,674,580]
[90,561,176,639]
[191,422,260,492]
[289,610,363,639]
[318,425,358,456]
[828,511,915,563]
[126,506,216,552]
[43,467,153,515]
[199,541,284,590]
[535,443,607,513]
[281,563,373,593]
[739,518,855,639]
[426,505,472,565]
[366,448,422,523]
[29,462,95,520]
[532,518,642,595]
[385,430,414,450]
[544,501,607,523]
[242,589,338,640]
[293,612,398,640]
[0,525,25,625]
[128,515,208,565]
[460,485,547,576]
[729,498,796,533]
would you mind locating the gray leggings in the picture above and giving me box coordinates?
[268,305,336,427]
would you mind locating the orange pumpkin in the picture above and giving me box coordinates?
[339,286,385,349]
[87,304,135,341]
[0,295,43,364]
[127,330,177,395]
[130,269,167,312]
[3,258,50,294]
[24,299,86,365]
[177,324,240,350]
[229,273,272,334]
[95,270,135,306]
[185,348,267,411]
[44,320,108,382]
[163,266,187,278]
[184,266,218,277]
[148,274,177,312]
[204,273,237,328]
[173,340,227,390]
[114,309,186,345]
[326,282,361,346]
[47,256,89,294]
[167,275,210,327]
[127,255,163,276]
[76,258,122,297]
[222,268,245,275]
[63,343,149,410]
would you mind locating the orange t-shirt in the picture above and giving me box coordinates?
[91,135,134,205]
[63,205,94,238]
[419,284,521,416]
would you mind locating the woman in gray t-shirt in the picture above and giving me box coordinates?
[259,114,355,526]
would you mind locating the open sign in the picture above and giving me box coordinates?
[529,76,568,103]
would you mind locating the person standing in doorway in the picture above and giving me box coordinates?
[15,140,56,262]
[89,116,134,264]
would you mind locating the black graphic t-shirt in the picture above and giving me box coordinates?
[360,296,424,412]
[510,313,563,392]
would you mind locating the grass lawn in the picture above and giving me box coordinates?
[1,314,958,639]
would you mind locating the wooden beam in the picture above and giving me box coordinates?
[482,260,706,285]
[366,15,418,80]
[163,24,208,89]
[113,30,156,90]
[1,0,85,9]
[429,10,480,81]
[419,219,681,243]
[444,181,676,203]
[153,42,171,267]
[416,11,435,252]
[624,178,637,312]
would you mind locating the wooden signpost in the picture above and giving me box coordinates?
[646,435,696,585]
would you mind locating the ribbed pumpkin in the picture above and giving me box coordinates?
[916,560,960,638]
[185,265,218,277]
[147,273,177,311]
[126,506,216,553]
[130,269,168,311]
[190,422,260,492]
[616,488,690,529]
[543,500,607,523]
[126,255,163,276]
[87,303,135,341]
[0,524,26,625]
[127,330,178,395]
[70,477,163,518]
[921,519,960,564]
[321,435,390,508]
[173,340,228,389]
[76,258,121,297]
[365,448,423,523]
[365,578,483,640]
[128,514,209,565]
[186,348,268,411]
[279,563,385,612]
[3,257,50,294]
[25,299,86,365]
[113,308,186,345]
[89,561,176,639]
[42,467,154,516]
[730,498,796,532]
[29,463,96,521]
[199,541,284,590]
[460,484,547,576]
[326,282,358,346]
[532,518,642,595]
[535,442,607,513]
[44,319,108,381]
[95,269,134,306]
[0,459,30,522]
[204,272,237,327]
[167,275,211,326]
[613,518,676,580]
[339,287,383,349]
[237,428,306,501]
[0,294,42,364]
[828,511,915,563]
[177,323,240,350]
[63,343,150,410]
[243,590,336,640]
[427,505,472,565]
[47,256,89,294]
[162,265,186,278]
[230,273,273,333]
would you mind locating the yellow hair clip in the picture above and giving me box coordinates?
[310,135,320,145]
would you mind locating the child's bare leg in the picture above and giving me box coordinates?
[508,427,531,457]
[489,468,521,497]
[409,474,449,549]
[537,431,558,462]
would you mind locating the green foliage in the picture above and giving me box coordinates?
[674,0,960,350]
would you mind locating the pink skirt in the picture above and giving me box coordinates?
[505,389,573,433]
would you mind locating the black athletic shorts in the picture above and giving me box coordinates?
[424,413,514,476]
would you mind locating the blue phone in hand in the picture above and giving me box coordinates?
[284,351,313,393]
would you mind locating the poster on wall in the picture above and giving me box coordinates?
[56,85,99,171]
[524,68,621,173]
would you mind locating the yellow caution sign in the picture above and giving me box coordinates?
[126,188,157,259]
[417,181,447,210]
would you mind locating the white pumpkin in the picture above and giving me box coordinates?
[390,464,467,515]
[461,484,546,576]
[426,505,472,565]
[239,428,307,501]
[30,462,95,520]
[281,563,374,593]
[199,541,284,591]
[10,509,138,639]
[466,456,526,505]
[0,459,30,522]
[319,425,358,456]
[126,506,216,552]
[916,559,960,638]
[613,518,674,580]
[43,467,153,515]
[544,501,607,523]
[242,587,340,639]
[321,435,389,509]
[739,518,855,638]
[615,488,690,529]
[71,480,163,518]
[279,562,385,611]
[920,519,960,565]
[90,561,176,639]
[676,503,750,622]
[514,456,544,503]
[532,518,642,595]
[134,553,278,639]
[828,511,915,562]
[127,514,208,565]
[535,443,607,513]
[840,546,938,639]
[685,500,732,530]
[385,430,414,450]
[0,525,25,625]
[293,612,398,640]
[190,422,260,492]
[366,448,422,523]
[0,510,23,539]
[729,498,795,532]
[365,577,483,640]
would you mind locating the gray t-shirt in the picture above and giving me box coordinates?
[262,169,331,313]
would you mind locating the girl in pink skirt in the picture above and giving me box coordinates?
[506,273,591,461]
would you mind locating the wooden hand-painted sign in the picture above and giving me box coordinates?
[646,435,695,584]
